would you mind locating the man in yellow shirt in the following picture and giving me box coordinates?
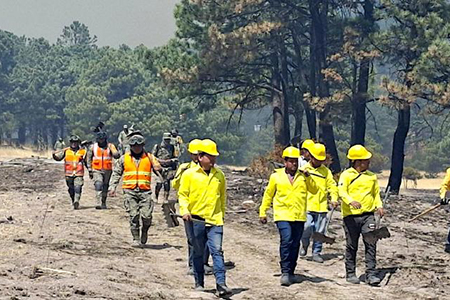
[178,139,231,297]
[439,168,450,253]
[259,146,318,286]
[300,143,339,263]
[172,139,213,276]
[338,145,385,286]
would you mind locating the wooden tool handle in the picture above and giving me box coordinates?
[408,203,441,222]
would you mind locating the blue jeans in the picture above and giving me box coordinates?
[184,220,210,267]
[190,222,225,286]
[276,221,304,274]
[301,212,328,254]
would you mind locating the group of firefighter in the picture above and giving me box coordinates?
[52,128,450,296]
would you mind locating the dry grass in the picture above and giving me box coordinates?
[247,145,285,178]
[0,146,52,159]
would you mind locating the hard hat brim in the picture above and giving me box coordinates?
[311,153,327,161]
[201,150,219,156]
[347,152,372,160]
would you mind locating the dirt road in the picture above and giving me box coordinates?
[0,158,449,299]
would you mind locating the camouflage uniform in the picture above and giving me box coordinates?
[118,130,129,154]
[53,139,65,151]
[86,142,120,209]
[152,135,178,202]
[53,139,86,209]
[109,150,161,245]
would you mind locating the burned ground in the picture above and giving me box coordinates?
[0,159,449,299]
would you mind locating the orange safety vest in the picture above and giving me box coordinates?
[64,148,86,177]
[92,143,113,171]
[122,152,152,190]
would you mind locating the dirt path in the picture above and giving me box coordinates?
[0,159,449,299]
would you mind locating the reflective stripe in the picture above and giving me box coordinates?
[92,143,113,170]
[122,153,152,190]
[64,148,86,177]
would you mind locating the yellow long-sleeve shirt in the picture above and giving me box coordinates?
[440,168,450,199]
[178,165,226,226]
[301,163,338,213]
[172,161,197,191]
[338,167,383,217]
[259,168,318,222]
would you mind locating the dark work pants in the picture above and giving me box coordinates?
[343,213,377,276]
[184,220,211,267]
[276,221,304,275]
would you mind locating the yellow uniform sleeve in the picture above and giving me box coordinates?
[305,174,319,194]
[326,170,339,203]
[221,174,227,214]
[338,174,354,205]
[373,179,383,208]
[259,174,276,217]
[440,168,450,199]
[178,170,191,216]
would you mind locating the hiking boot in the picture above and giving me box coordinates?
[204,264,214,275]
[216,284,232,297]
[131,240,141,248]
[299,245,307,257]
[366,274,381,286]
[312,254,324,263]
[346,274,360,284]
[290,274,302,283]
[141,230,148,245]
[445,245,450,254]
[280,273,292,286]
[194,283,205,291]
[73,202,79,210]
[187,267,194,276]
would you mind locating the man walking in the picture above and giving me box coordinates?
[259,146,318,286]
[338,145,384,286]
[153,132,178,202]
[178,139,231,296]
[87,131,120,209]
[300,143,339,263]
[108,132,162,247]
[52,135,86,209]
[439,168,450,253]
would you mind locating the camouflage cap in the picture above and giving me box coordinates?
[69,135,81,142]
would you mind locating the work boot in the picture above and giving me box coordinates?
[290,274,302,283]
[445,244,450,254]
[204,264,213,275]
[216,284,232,297]
[280,273,292,286]
[131,229,140,247]
[312,254,324,263]
[366,274,381,286]
[132,240,141,248]
[194,283,204,291]
[346,274,360,284]
[101,198,107,209]
[299,245,307,257]
[141,228,149,245]
[73,202,80,210]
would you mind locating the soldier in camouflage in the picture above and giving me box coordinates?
[86,131,120,209]
[53,137,65,151]
[52,135,86,209]
[152,132,178,203]
[118,125,129,155]
[108,132,162,247]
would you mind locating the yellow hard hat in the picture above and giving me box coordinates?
[310,143,327,161]
[188,139,202,154]
[282,146,300,158]
[347,144,372,160]
[199,139,220,156]
[301,139,315,151]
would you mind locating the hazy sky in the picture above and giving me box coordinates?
[0,0,179,48]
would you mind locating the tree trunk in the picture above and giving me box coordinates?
[271,52,289,146]
[18,126,26,145]
[310,0,341,172]
[387,106,411,194]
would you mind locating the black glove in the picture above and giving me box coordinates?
[89,171,93,180]
[441,198,449,205]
